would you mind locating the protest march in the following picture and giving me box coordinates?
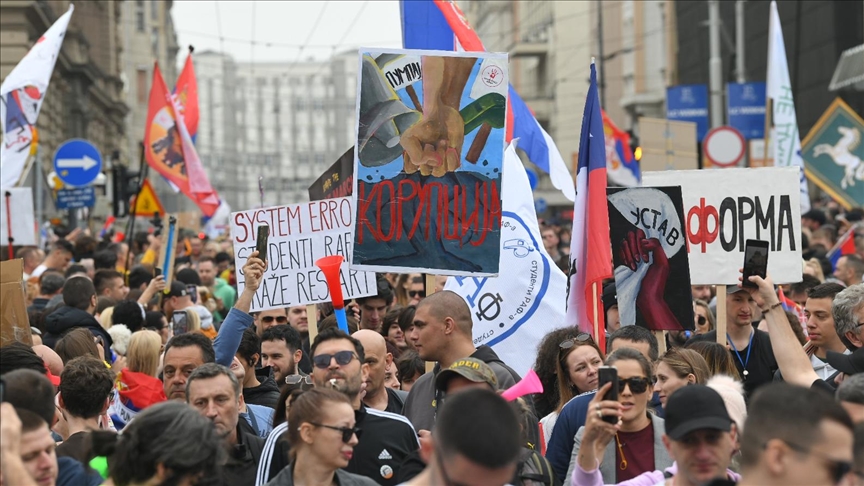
[2,1,864,486]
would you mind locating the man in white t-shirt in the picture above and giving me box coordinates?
[31,241,74,278]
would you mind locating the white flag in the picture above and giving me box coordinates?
[0,5,74,189]
[767,1,810,212]
[445,141,568,376]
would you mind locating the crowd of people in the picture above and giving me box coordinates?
[0,202,863,486]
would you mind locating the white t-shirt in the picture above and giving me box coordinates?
[811,350,847,380]
[31,264,48,278]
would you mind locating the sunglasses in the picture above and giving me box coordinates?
[697,315,707,326]
[559,333,593,350]
[261,315,288,324]
[408,290,426,298]
[309,422,361,443]
[617,377,653,394]
[285,374,314,386]
[781,441,852,485]
[312,351,358,369]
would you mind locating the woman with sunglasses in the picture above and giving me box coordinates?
[693,299,715,334]
[538,331,605,452]
[565,347,672,485]
[265,388,377,486]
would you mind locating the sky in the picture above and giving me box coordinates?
[172,1,404,67]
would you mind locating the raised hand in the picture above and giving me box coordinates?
[242,251,266,293]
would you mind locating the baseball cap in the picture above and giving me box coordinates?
[664,385,732,440]
[435,358,498,391]
[164,281,189,298]
[826,347,864,376]
[726,285,750,295]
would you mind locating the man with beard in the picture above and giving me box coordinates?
[256,328,420,485]
[260,325,305,389]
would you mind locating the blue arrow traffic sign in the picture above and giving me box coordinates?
[53,139,102,187]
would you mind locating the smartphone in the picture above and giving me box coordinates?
[742,239,769,288]
[256,225,270,262]
[187,285,199,304]
[597,366,619,424]
[172,311,188,335]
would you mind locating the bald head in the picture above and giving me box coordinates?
[416,290,473,335]
[353,330,387,358]
[32,345,64,376]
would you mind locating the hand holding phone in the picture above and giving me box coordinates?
[742,239,769,288]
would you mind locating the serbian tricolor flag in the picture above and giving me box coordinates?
[108,368,166,430]
[602,109,641,187]
[174,46,199,141]
[828,228,857,270]
[144,63,220,217]
[566,62,612,349]
[399,0,575,202]
[778,286,806,326]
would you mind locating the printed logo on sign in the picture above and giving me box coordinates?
[453,212,551,347]
[482,65,504,88]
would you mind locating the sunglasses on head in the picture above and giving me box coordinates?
[285,374,314,386]
[261,315,288,324]
[617,377,653,394]
[309,423,361,443]
[312,350,358,369]
[408,290,426,298]
[559,333,593,350]
[697,315,707,325]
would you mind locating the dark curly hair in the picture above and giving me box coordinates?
[532,328,577,418]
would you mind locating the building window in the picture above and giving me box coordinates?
[150,2,158,21]
[136,68,148,104]
[135,1,145,32]
[151,27,159,56]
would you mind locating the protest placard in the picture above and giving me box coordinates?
[642,167,803,285]
[231,197,377,312]
[353,48,508,276]
[309,147,354,201]
[1,259,33,347]
[607,187,694,331]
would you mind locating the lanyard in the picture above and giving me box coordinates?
[727,331,754,378]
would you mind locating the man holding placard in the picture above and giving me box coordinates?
[689,287,778,397]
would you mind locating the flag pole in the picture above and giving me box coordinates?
[762,98,772,165]
[592,282,602,350]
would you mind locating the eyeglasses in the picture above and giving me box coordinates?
[261,315,288,324]
[617,377,653,395]
[559,333,593,350]
[408,290,426,298]
[312,351,358,369]
[697,315,707,326]
[285,374,313,386]
[308,422,361,443]
[779,441,852,485]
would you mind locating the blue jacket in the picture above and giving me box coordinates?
[214,308,255,367]
[546,391,664,481]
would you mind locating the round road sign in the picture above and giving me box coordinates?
[703,126,746,168]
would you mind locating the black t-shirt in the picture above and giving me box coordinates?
[810,379,837,395]
[688,330,778,398]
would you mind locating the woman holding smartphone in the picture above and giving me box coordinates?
[565,347,672,485]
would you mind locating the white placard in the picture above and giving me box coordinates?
[642,167,803,285]
[230,197,377,312]
[0,188,36,246]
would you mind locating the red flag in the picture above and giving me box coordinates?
[143,63,220,217]
[174,49,199,139]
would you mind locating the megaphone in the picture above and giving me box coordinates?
[315,255,350,334]
[501,369,543,402]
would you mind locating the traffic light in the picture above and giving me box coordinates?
[627,130,642,162]
[112,164,141,218]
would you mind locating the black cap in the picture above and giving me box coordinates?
[802,209,827,226]
[165,281,189,298]
[826,347,864,376]
[664,385,732,440]
[602,282,617,315]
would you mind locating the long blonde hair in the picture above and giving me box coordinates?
[127,330,162,377]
